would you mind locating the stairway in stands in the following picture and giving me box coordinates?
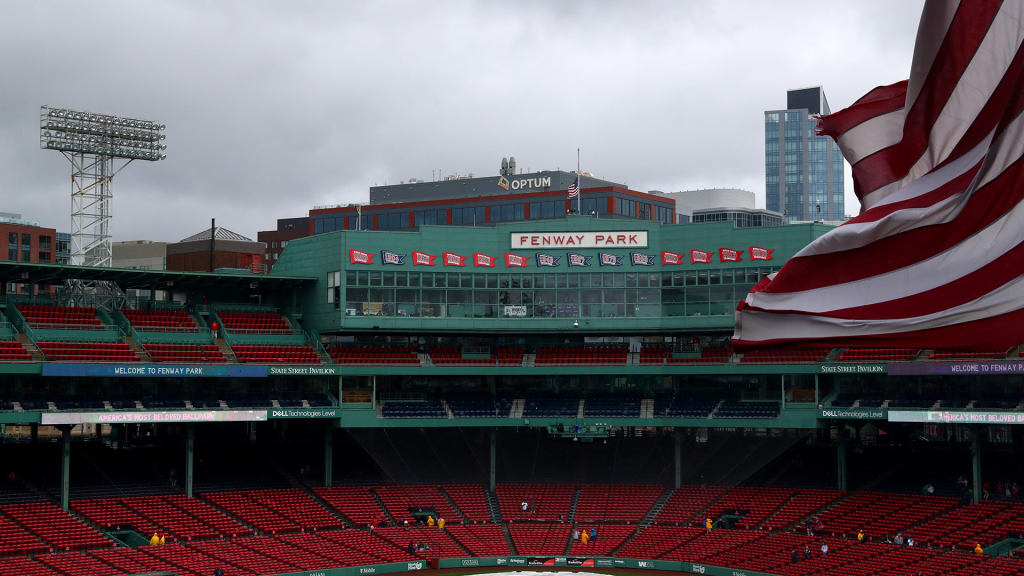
[484,489,502,523]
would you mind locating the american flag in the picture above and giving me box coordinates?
[567,174,580,199]
[734,1,1024,351]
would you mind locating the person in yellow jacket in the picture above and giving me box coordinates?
[150,533,160,546]
[438,517,445,530]
[581,530,589,544]
[158,534,166,546]
[705,517,713,533]
[427,516,435,527]
[974,543,984,554]
[857,530,865,543]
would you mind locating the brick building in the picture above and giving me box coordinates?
[257,217,309,272]
[166,226,266,273]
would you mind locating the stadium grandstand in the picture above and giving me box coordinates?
[1,215,1023,576]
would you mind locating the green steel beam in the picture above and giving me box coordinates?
[185,425,195,498]
[59,425,71,511]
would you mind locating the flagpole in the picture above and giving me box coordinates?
[577,147,581,214]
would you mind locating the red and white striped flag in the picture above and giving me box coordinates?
[734,1,1024,351]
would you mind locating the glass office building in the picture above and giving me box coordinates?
[765,87,845,222]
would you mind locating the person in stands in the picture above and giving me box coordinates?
[581,530,589,544]
[427,515,435,527]
[803,545,811,559]
[791,549,799,564]
[210,320,219,343]
[214,569,224,576]
[974,543,984,554]
[408,541,416,554]
[705,517,713,533]
[150,532,160,546]
[572,528,580,541]
[521,499,528,512]
[158,534,166,546]
[590,527,597,541]
[857,529,865,543]
[438,517,445,530]
[820,542,829,556]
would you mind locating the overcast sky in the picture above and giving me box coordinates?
[0,1,924,242]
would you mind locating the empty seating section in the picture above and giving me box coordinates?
[762,488,842,530]
[317,529,413,563]
[931,349,1008,360]
[244,489,345,531]
[569,524,636,556]
[702,486,794,530]
[496,347,524,365]
[640,345,669,364]
[0,556,62,576]
[583,398,641,417]
[139,542,230,576]
[445,524,510,556]
[817,491,958,539]
[666,344,731,364]
[376,526,462,560]
[442,484,490,522]
[430,347,493,365]
[447,397,511,418]
[218,311,292,334]
[661,528,764,562]
[122,308,197,332]
[498,484,574,521]
[328,345,418,364]
[37,341,139,362]
[655,485,728,525]
[381,400,446,418]
[72,498,162,538]
[88,547,167,575]
[838,347,918,362]
[374,485,460,525]
[236,535,340,572]
[535,345,626,365]
[0,339,30,361]
[120,496,227,540]
[276,531,387,566]
[656,397,718,418]
[0,513,50,555]
[145,343,225,363]
[166,494,254,537]
[618,525,702,560]
[522,397,578,418]
[203,491,302,534]
[1,501,112,551]
[740,348,830,364]
[509,523,570,554]
[232,345,319,364]
[714,401,780,419]
[35,551,124,576]
[190,538,298,575]
[574,484,663,523]
[313,486,381,526]
[18,304,101,329]
[907,500,1024,549]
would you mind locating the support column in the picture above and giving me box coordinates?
[489,429,496,492]
[972,430,983,504]
[814,375,820,406]
[837,426,848,492]
[674,430,682,489]
[780,375,786,410]
[59,425,72,511]
[185,425,195,498]
[324,426,334,487]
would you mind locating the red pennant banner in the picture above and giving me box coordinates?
[349,249,373,264]
[661,251,685,265]
[473,253,495,267]
[504,253,529,267]
[718,248,743,262]
[412,251,435,266]
[442,252,466,266]
[750,246,775,261]
[690,249,713,264]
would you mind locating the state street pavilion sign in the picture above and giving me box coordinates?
[510,231,648,250]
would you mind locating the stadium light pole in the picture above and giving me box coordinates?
[40,106,167,268]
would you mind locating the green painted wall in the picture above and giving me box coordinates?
[272,218,831,334]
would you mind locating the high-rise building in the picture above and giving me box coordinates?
[765,87,845,222]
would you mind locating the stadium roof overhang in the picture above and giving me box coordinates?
[0,261,315,292]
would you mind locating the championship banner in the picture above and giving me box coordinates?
[567,253,591,267]
[443,252,466,266]
[630,252,655,266]
[349,249,374,264]
[380,250,405,265]
[598,252,622,266]
[536,253,560,267]
[661,251,684,265]
[719,248,743,262]
[412,251,435,266]
[504,253,529,267]
[474,253,496,267]
[690,249,713,264]
[750,246,774,261]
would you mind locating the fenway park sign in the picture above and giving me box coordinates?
[511,231,648,249]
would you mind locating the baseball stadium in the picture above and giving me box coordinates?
[0,211,1023,576]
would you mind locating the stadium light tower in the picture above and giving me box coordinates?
[40,106,167,267]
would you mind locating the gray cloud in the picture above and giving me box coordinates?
[0,0,923,241]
